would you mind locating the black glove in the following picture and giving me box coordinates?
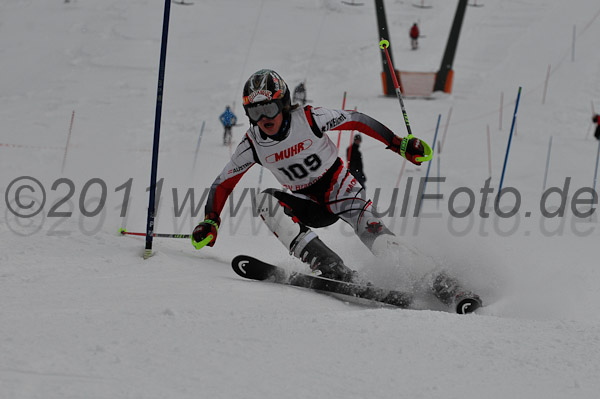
[191,212,221,249]
[387,135,425,165]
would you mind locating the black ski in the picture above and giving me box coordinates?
[232,255,412,308]
[232,255,483,314]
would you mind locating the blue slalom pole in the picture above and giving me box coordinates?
[497,87,522,203]
[590,139,600,222]
[144,0,171,259]
[418,114,441,214]
[437,143,441,209]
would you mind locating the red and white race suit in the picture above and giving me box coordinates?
[204,105,399,249]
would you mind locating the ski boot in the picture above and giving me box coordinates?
[431,272,482,314]
[291,231,357,282]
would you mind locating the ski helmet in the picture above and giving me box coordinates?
[242,69,291,123]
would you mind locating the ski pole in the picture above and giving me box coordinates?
[120,228,191,239]
[121,228,214,249]
[379,39,432,163]
[120,228,215,248]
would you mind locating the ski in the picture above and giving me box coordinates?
[232,255,412,308]
[232,255,482,314]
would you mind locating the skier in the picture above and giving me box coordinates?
[191,69,428,282]
[292,82,307,106]
[593,114,600,141]
[219,105,237,145]
[410,23,420,50]
[347,134,366,188]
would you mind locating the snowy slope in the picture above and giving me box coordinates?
[1,0,600,398]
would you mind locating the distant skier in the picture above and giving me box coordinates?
[219,105,237,145]
[347,134,366,188]
[410,23,420,50]
[191,69,429,283]
[593,114,600,140]
[292,82,307,106]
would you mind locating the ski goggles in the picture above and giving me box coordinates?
[245,101,283,123]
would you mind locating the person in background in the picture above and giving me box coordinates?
[292,82,307,106]
[347,134,366,188]
[410,23,420,50]
[593,114,600,140]
[219,105,237,145]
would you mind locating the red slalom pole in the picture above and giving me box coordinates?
[347,106,358,165]
[336,91,347,150]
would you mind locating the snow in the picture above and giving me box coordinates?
[1,0,600,398]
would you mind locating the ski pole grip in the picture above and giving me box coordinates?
[192,234,214,250]
[416,139,433,163]
[401,135,433,163]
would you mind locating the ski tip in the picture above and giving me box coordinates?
[231,255,251,274]
[231,255,261,279]
[455,297,483,314]
[231,255,285,282]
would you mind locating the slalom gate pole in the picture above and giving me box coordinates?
[394,159,407,188]
[439,106,452,153]
[486,124,492,179]
[592,138,600,222]
[593,138,600,197]
[542,136,553,192]
[346,106,358,164]
[257,165,264,192]
[191,120,206,172]
[336,91,347,150]
[542,64,551,105]
[437,144,441,209]
[121,229,189,239]
[418,114,441,214]
[379,39,432,162]
[144,0,172,259]
[497,86,522,204]
[61,110,75,174]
